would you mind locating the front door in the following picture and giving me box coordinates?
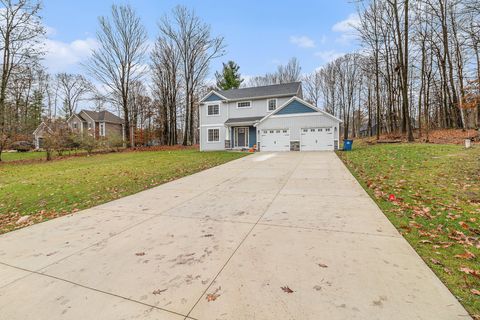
[235,127,249,148]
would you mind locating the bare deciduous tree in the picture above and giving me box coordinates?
[85,4,148,147]
[56,73,93,118]
[0,0,44,160]
[159,5,226,145]
[151,34,180,145]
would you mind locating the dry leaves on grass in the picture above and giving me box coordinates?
[454,251,476,260]
[471,289,480,296]
[459,267,480,279]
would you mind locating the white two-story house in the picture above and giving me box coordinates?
[199,82,342,152]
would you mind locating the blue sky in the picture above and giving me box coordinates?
[42,0,360,79]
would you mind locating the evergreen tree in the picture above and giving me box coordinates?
[215,61,243,90]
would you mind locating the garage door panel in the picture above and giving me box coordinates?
[300,127,334,151]
[261,129,290,152]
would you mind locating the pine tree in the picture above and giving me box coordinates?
[215,61,243,90]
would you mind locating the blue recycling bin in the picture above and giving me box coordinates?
[343,139,353,151]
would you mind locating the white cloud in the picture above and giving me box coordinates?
[332,13,360,46]
[332,13,360,33]
[289,35,315,48]
[314,50,344,63]
[44,37,99,73]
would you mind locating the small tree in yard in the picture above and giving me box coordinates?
[80,133,97,155]
[215,61,243,90]
[42,122,72,160]
[106,133,124,151]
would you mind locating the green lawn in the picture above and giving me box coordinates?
[0,150,247,233]
[0,149,87,162]
[1,151,48,162]
[337,143,480,317]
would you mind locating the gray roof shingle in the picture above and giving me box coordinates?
[80,110,124,124]
[225,116,264,124]
[218,82,302,100]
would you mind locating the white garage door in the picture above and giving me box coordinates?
[300,127,334,151]
[260,129,290,152]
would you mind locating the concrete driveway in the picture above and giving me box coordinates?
[0,152,470,320]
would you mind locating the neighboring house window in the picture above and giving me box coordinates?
[88,122,92,129]
[100,123,105,136]
[207,128,220,142]
[237,101,251,108]
[207,104,219,116]
[268,99,277,111]
[73,122,78,129]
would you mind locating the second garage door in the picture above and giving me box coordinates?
[260,129,290,151]
[300,127,334,151]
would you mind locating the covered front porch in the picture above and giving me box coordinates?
[224,117,261,150]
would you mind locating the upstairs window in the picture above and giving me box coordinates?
[237,101,251,108]
[207,104,219,116]
[268,99,277,111]
[73,122,78,129]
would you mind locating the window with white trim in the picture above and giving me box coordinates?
[100,123,105,136]
[237,101,251,108]
[207,104,219,116]
[73,122,78,129]
[268,99,277,111]
[207,128,220,142]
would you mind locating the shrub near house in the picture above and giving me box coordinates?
[32,109,124,150]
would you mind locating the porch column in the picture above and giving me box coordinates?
[225,125,231,149]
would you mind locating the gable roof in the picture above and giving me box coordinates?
[33,122,52,135]
[255,96,343,126]
[79,110,124,124]
[200,82,302,103]
[218,82,302,101]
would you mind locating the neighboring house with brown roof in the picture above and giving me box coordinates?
[33,110,124,149]
[67,109,124,140]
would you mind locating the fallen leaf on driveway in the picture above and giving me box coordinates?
[135,252,146,256]
[206,287,221,302]
[281,286,294,293]
[317,263,328,268]
[152,288,167,295]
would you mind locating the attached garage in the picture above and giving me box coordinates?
[256,97,342,152]
[260,129,290,151]
[300,127,334,151]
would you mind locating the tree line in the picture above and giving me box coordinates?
[302,0,480,141]
[0,1,228,160]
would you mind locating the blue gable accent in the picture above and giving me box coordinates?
[276,100,317,115]
[204,93,223,102]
